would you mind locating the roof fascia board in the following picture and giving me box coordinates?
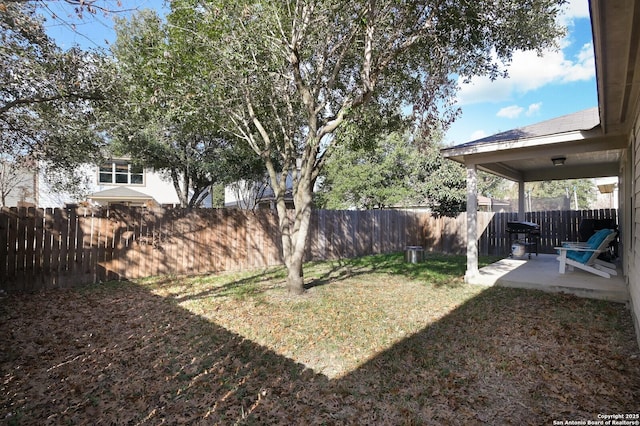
[89,197,153,201]
[590,0,607,131]
[442,128,625,160]
[441,130,595,158]
[455,134,626,165]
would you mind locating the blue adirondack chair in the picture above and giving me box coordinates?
[555,228,618,279]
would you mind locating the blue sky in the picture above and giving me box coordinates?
[42,0,596,147]
[445,0,596,145]
[41,0,166,49]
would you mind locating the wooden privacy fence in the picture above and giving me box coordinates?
[0,206,466,292]
[0,206,617,292]
[477,209,618,256]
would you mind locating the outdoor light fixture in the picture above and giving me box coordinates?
[551,156,566,166]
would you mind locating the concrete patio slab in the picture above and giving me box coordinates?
[469,254,628,303]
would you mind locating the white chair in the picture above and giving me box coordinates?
[555,229,618,279]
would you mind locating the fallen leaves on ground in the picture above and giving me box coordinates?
[1,254,639,425]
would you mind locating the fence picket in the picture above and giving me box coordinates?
[155,208,168,277]
[66,208,78,285]
[0,208,8,288]
[13,208,27,291]
[7,208,18,290]
[24,208,37,291]
[144,209,155,277]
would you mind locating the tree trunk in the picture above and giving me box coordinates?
[285,254,305,295]
[274,170,313,295]
[170,169,188,207]
[182,172,190,208]
[282,213,310,294]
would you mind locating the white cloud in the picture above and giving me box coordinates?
[577,43,593,63]
[497,105,524,119]
[559,0,590,24]
[454,0,595,106]
[494,102,542,120]
[455,43,595,105]
[527,102,542,116]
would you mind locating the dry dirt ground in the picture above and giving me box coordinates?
[1,274,639,425]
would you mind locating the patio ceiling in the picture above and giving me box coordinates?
[442,0,638,183]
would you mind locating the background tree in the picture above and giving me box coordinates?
[412,130,468,216]
[477,172,512,201]
[474,176,598,210]
[316,133,417,210]
[527,179,596,210]
[109,10,264,207]
[315,105,411,209]
[168,0,566,294]
[316,128,469,216]
[0,1,116,196]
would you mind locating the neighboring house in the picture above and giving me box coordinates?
[225,174,296,210]
[594,176,618,209]
[226,159,309,210]
[0,163,37,207]
[477,196,512,213]
[11,159,181,208]
[225,179,267,209]
[441,0,640,346]
[84,158,181,207]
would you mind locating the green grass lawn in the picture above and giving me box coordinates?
[138,253,503,379]
[1,253,638,425]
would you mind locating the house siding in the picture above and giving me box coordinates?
[35,164,180,208]
[37,164,95,208]
[1,168,36,207]
[93,169,181,206]
[628,103,640,346]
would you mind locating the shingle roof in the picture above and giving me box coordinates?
[453,107,600,148]
[89,187,155,201]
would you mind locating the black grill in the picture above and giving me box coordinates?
[507,221,540,259]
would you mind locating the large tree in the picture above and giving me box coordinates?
[109,10,264,207]
[168,0,566,294]
[0,1,116,195]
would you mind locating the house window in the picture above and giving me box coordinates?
[99,161,144,185]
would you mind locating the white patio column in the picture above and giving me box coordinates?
[518,180,526,221]
[465,163,479,282]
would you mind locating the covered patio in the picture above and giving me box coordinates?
[441,107,626,295]
[444,0,640,351]
[440,0,639,303]
[474,253,628,303]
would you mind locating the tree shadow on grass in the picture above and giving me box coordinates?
[0,282,325,425]
[141,252,476,305]
[304,252,497,290]
[145,268,288,304]
[331,288,640,424]
[1,282,638,425]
